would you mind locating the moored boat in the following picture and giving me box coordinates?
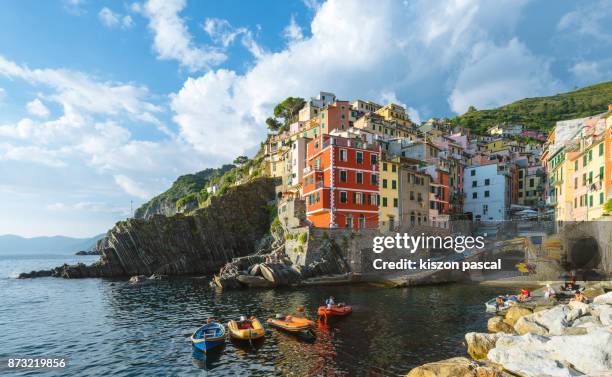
[227,316,265,341]
[317,304,352,317]
[267,314,315,333]
[191,322,226,352]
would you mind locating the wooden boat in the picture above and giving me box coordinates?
[317,304,352,317]
[227,316,265,341]
[267,315,314,333]
[191,322,226,352]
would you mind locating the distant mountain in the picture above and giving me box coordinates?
[0,234,105,255]
[452,81,612,133]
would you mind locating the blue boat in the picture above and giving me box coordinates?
[191,322,226,352]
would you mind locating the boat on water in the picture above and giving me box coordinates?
[267,314,315,334]
[191,322,226,352]
[227,316,265,341]
[317,304,352,317]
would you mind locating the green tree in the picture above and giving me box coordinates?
[273,97,306,126]
[233,155,249,166]
[266,117,282,132]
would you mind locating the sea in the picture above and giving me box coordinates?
[0,253,508,376]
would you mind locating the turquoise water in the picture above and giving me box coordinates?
[0,254,508,376]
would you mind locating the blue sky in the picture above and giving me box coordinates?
[0,0,611,237]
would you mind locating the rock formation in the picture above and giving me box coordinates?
[20,178,277,278]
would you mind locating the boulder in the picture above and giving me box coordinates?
[582,286,605,300]
[593,291,612,305]
[488,330,612,376]
[465,332,502,360]
[570,315,601,329]
[487,316,515,334]
[236,274,275,288]
[592,304,612,326]
[502,306,532,326]
[129,275,148,284]
[513,315,549,336]
[405,357,478,377]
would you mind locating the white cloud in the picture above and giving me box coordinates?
[283,15,303,42]
[0,87,5,102]
[99,7,134,29]
[202,18,265,60]
[448,38,562,113]
[0,143,67,167]
[142,0,226,72]
[113,174,151,199]
[26,98,50,118]
[558,1,612,43]
[170,0,536,158]
[0,55,162,127]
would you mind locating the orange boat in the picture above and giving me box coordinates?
[317,304,352,317]
[266,314,315,332]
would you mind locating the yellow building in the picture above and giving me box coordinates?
[380,156,400,230]
[375,103,414,128]
[353,113,416,140]
[484,139,506,153]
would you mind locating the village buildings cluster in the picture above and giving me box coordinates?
[263,91,611,231]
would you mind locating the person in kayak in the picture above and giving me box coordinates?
[325,296,335,309]
[544,284,557,300]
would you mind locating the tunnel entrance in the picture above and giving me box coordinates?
[568,237,601,269]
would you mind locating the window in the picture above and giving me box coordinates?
[392,180,397,189]
[340,170,347,182]
[589,150,593,161]
[417,193,422,202]
[600,192,605,204]
[345,215,352,229]
[470,170,475,176]
[304,178,308,186]
[356,151,363,163]
[472,192,477,199]
[371,154,377,166]
[583,173,587,186]
[382,197,388,207]
[356,192,363,205]
[574,177,578,189]
[589,195,593,207]
[600,166,604,181]
[340,191,348,203]
[310,175,314,184]
[316,191,320,203]
[574,198,577,208]
[529,178,534,187]
[410,191,414,200]
[472,180,477,187]
[484,190,490,198]
[358,215,365,229]
[393,198,398,207]
[382,179,388,189]
[575,160,578,170]
[371,174,378,185]
[392,164,397,173]
[483,204,488,215]
[383,163,388,171]
[339,149,348,162]
[599,143,604,156]
[484,179,490,186]
[356,172,363,184]
[589,171,593,184]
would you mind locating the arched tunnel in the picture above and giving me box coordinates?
[567,237,601,270]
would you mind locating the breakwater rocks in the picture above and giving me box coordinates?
[210,227,351,289]
[19,178,277,279]
[405,284,612,377]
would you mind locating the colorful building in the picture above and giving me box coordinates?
[303,135,380,229]
[375,103,414,128]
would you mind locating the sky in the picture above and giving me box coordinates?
[0,0,611,237]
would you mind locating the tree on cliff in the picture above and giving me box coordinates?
[233,156,249,166]
[266,117,282,131]
[273,97,306,128]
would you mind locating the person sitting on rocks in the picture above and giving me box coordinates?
[573,290,588,303]
[544,284,557,300]
[518,289,531,302]
[495,296,505,308]
[325,296,335,310]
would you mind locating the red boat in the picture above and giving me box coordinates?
[317,304,352,318]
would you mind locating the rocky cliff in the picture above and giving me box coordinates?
[38,178,277,278]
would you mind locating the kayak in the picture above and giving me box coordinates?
[191,322,225,352]
[227,316,265,341]
[317,305,352,317]
[267,315,314,332]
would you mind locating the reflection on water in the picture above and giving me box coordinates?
[1,255,509,376]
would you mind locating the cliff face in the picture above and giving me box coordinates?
[54,178,277,278]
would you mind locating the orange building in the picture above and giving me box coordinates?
[302,135,380,229]
[299,100,352,139]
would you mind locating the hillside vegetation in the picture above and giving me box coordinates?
[451,81,612,133]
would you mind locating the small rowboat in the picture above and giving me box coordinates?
[317,304,352,317]
[227,316,265,341]
[191,322,225,352]
[267,315,314,333]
